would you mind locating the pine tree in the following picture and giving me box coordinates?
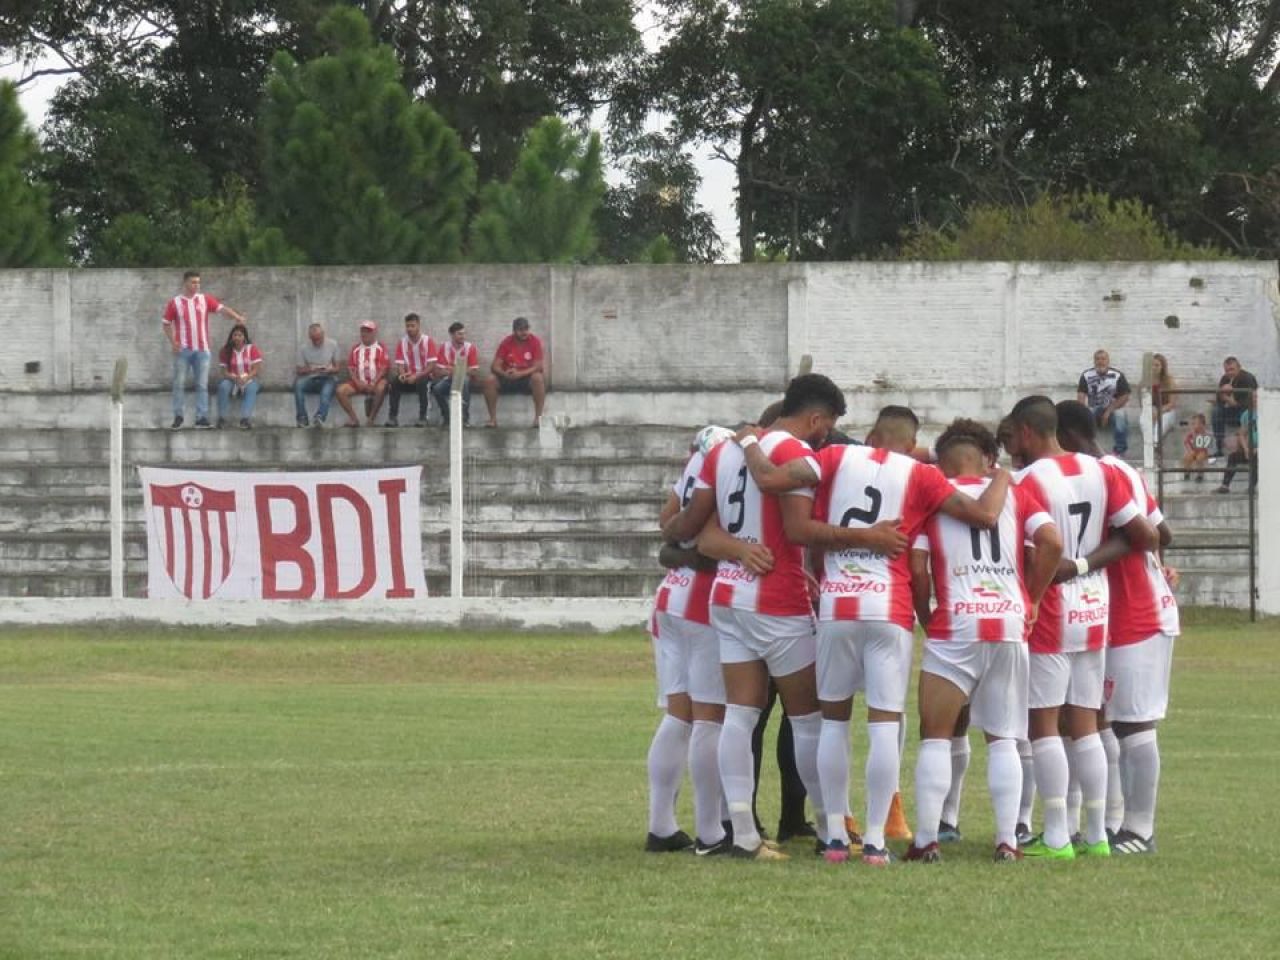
[0,82,65,266]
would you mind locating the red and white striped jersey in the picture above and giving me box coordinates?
[348,342,389,384]
[163,293,223,351]
[696,431,820,617]
[812,445,955,628]
[394,335,437,375]
[219,343,262,377]
[1101,456,1180,645]
[439,340,479,371]
[1015,453,1140,654]
[914,478,1054,643]
[654,448,717,624]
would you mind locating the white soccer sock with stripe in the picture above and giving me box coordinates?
[913,739,951,848]
[788,711,825,839]
[1066,761,1082,836]
[988,738,1022,850]
[719,704,762,850]
[1032,736,1071,849]
[818,718,852,844]
[1119,729,1160,840]
[647,714,691,837]
[1100,726,1124,832]
[689,720,726,845]
[941,735,971,827]
[864,722,901,849]
[1071,733,1109,845]
[1017,738,1036,827]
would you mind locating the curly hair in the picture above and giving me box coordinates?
[935,417,999,463]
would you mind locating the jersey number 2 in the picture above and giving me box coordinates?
[839,486,882,526]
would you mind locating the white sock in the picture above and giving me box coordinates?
[1100,726,1124,833]
[1071,733,1109,845]
[864,721,900,849]
[1119,729,1160,840]
[1066,757,1082,836]
[1032,736,1070,849]
[1017,739,1036,827]
[719,704,762,850]
[913,739,951,847]
[689,720,725,845]
[987,738,1022,849]
[818,719,852,844]
[647,714,691,837]
[788,711,825,837]
[941,735,971,826]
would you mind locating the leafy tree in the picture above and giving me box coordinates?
[470,117,605,263]
[597,134,722,263]
[0,81,65,266]
[900,190,1228,260]
[258,6,476,264]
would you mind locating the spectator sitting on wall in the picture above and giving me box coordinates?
[1216,391,1259,494]
[1077,348,1132,456]
[1211,356,1258,458]
[215,323,263,429]
[163,270,247,430]
[483,315,545,428]
[336,321,389,427]
[1181,413,1213,481]
[433,320,481,428]
[1151,352,1179,441]
[388,312,437,428]
[294,323,340,427]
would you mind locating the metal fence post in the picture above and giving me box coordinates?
[449,352,467,599]
[109,358,127,599]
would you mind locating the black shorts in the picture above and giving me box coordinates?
[498,376,533,396]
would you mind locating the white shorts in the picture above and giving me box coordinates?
[1028,649,1105,710]
[711,606,816,678]
[816,620,913,712]
[922,641,1029,740]
[1105,633,1175,723]
[655,611,725,705]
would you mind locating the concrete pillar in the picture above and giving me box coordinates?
[786,274,808,381]
[548,266,576,389]
[1001,264,1022,410]
[1257,389,1280,614]
[50,270,72,389]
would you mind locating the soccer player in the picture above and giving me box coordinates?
[663,375,905,860]
[738,405,1011,864]
[645,426,773,855]
[1055,400,1180,855]
[906,419,1063,863]
[1005,396,1157,859]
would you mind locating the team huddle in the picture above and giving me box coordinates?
[645,374,1178,863]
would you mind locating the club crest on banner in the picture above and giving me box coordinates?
[148,481,240,599]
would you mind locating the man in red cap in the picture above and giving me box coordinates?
[336,320,390,426]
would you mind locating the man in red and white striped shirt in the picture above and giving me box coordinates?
[162,270,246,429]
[432,321,482,428]
[387,313,437,427]
[1055,400,1179,855]
[335,321,390,427]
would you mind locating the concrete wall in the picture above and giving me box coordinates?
[2,262,1276,405]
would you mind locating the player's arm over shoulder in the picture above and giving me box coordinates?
[742,435,820,494]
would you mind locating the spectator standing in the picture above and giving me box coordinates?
[335,321,389,427]
[215,324,263,429]
[433,321,481,428]
[1211,356,1259,458]
[388,312,437,427]
[483,316,546,428]
[293,323,340,427]
[1151,353,1179,441]
[1181,413,1213,481]
[1217,393,1259,493]
[1077,349,1132,456]
[163,270,246,429]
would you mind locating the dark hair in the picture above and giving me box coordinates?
[448,321,465,334]
[1010,395,1057,437]
[876,405,919,429]
[513,316,530,330]
[404,312,420,325]
[219,323,251,365]
[780,374,846,418]
[1225,355,1239,365]
[935,418,999,462]
[183,270,200,281]
[1055,399,1096,444]
[758,400,784,427]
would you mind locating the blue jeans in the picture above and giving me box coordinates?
[172,348,211,419]
[294,374,337,423]
[1090,404,1129,454]
[431,376,471,425]
[217,379,260,420]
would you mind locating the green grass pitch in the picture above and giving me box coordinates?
[1,612,1277,958]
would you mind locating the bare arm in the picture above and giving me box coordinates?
[937,469,1010,529]
[695,516,774,575]
[910,549,932,629]
[658,543,718,572]
[1118,514,1158,553]
[661,487,716,544]
[658,491,680,529]
[742,440,819,495]
[779,494,908,556]
[1025,522,1064,603]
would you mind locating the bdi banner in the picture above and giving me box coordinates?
[139,467,427,600]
